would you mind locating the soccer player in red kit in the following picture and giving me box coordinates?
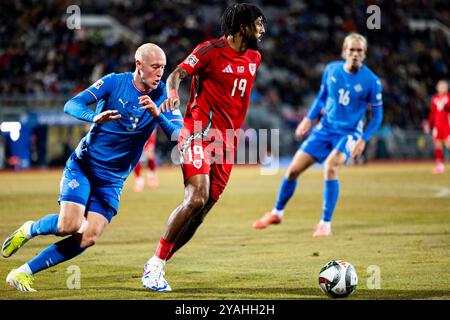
[141,3,266,291]
[424,79,450,174]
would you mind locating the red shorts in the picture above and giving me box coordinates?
[178,117,236,202]
[432,127,450,141]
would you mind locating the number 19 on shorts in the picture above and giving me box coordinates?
[187,145,205,162]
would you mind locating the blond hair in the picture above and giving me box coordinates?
[135,43,164,63]
[342,33,367,58]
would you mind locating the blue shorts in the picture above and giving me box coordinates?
[299,127,360,164]
[58,155,122,223]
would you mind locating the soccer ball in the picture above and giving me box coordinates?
[318,260,358,298]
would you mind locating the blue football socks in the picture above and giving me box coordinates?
[27,235,85,274]
[322,179,339,222]
[274,177,298,212]
[30,214,59,237]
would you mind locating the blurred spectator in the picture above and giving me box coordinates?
[0,0,449,159]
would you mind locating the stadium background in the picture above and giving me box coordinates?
[0,0,449,169]
[1,0,450,302]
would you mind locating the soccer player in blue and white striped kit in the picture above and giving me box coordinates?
[2,43,183,291]
[253,33,383,236]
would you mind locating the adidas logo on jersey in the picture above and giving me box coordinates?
[222,65,233,73]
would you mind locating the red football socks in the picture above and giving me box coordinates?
[148,159,156,171]
[134,162,142,177]
[435,148,444,163]
[155,237,175,261]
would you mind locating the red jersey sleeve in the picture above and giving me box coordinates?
[178,42,215,76]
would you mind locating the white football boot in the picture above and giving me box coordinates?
[142,257,172,292]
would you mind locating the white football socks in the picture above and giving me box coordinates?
[149,255,165,265]
[24,222,33,240]
[320,220,331,227]
[271,208,284,217]
[16,263,33,275]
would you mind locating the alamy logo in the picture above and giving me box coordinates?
[366,5,381,30]
[66,5,81,30]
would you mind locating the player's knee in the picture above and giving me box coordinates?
[324,161,338,179]
[185,192,208,212]
[286,168,301,180]
[186,196,207,212]
[79,236,96,249]
[57,217,83,235]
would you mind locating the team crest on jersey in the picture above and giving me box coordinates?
[345,135,356,152]
[68,179,80,190]
[193,159,203,169]
[92,79,104,90]
[354,84,362,92]
[186,54,199,68]
[249,63,256,76]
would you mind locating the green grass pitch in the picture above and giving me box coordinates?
[0,163,449,300]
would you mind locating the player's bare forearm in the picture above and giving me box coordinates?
[295,117,312,139]
[167,67,188,94]
[161,67,188,112]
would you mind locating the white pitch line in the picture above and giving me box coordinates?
[434,187,450,198]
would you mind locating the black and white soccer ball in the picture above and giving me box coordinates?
[318,260,358,298]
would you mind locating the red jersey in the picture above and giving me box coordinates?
[428,93,450,131]
[178,36,261,132]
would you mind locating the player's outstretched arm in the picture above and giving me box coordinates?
[295,117,312,139]
[160,67,189,112]
[65,74,119,123]
[64,90,120,124]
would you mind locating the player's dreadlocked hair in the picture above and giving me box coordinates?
[221,3,266,36]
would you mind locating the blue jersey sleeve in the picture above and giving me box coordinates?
[307,66,329,120]
[362,78,383,141]
[64,73,117,122]
[157,108,184,143]
[368,78,383,107]
[86,73,117,102]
